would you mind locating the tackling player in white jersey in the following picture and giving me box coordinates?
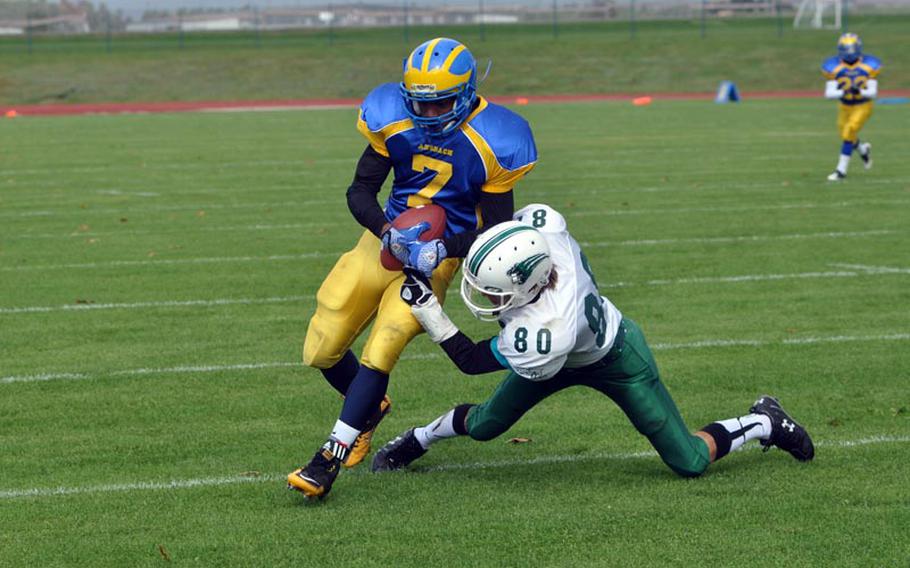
[373,204,814,477]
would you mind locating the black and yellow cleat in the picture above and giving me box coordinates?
[343,395,392,469]
[859,142,873,170]
[750,395,815,462]
[288,448,342,499]
[371,428,427,473]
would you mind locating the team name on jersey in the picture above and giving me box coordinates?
[417,143,454,157]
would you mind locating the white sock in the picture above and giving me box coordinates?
[857,142,870,157]
[715,414,771,453]
[329,420,360,447]
[837,154,851,174]
[414,408,461,449]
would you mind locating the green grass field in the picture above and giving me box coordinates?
[2,98,909,566]
[2,15,910,105]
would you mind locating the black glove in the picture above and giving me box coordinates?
[400,267,434,307]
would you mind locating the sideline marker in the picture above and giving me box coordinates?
[715,81,740,104]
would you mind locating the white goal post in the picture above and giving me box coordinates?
[793,0,843,29]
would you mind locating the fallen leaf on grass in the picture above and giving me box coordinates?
[157,544,171,562]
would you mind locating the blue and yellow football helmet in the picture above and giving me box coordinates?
[400,38,477,137]
[837,33,862,64]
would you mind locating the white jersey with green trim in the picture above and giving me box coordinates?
[494,204,622,381]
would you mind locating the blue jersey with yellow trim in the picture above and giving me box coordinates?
[357,82,537,237]
[822,54,882,106]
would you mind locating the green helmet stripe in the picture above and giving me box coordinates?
[508,252,549,285]
[468,225,537,275]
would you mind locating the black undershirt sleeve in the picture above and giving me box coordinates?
[442,190,514,258]
[345,145,394,238]
[439,332,505,375]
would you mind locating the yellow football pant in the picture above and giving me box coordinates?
[303,230,460,374]
[837,102,873,143]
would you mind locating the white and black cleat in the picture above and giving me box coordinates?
[750,395,815,461]
[827,170,846,181]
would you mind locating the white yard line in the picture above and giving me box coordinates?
[0,362,301,384]
[3,196,909,221]
[0,475,267,500]
[829,263,910,275]
[0,198,341,219]
[10,226,895,244]
[426,435,910,472]
[571,198,910,218]
[650,333,910,350]
[2,265,907,312]
[9,221,341,240]
[0,158,354,177]
[5,247,909,276]
[639,270,861,286]
[3,332,908,385]
[1,435,907,500]
[0,295,314,315]
[95,190,161,197]
[0,252,334,272]
[580,229,896,248]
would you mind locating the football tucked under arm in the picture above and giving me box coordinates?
[380,205,447,271]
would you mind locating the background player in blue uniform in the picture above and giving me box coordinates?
[822,33,881,181]
[288,38,538,499]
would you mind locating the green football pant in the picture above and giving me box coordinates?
[465,318,711,477]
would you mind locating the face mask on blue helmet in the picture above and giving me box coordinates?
[837,33,862,64]
[400,38,478,137]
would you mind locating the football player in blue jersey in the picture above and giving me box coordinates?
[288,37,538,499]
[822,33,881,181]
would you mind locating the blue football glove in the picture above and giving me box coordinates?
[381,222,429,265]
[400,267,434,308]
[407,239,447,278]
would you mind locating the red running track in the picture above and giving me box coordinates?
[2,90,909,117]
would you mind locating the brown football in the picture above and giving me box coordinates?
[380,204,447,271]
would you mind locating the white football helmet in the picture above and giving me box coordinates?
[460,221,553,321]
